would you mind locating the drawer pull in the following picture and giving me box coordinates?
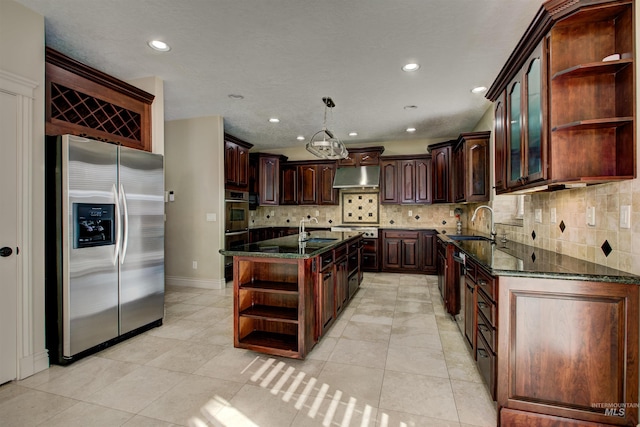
[478,348,490,359]
[478,280,487,286]
[478,324,490,332]
[478,301,488,309]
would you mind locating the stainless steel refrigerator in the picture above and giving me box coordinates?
[45,135,164,364]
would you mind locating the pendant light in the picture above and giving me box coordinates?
[306,97,348,160]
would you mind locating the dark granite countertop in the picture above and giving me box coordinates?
[220,231,360,259]
[438,232,640,284]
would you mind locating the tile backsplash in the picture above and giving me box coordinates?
[251,191,464,230]
[465,179,640,276]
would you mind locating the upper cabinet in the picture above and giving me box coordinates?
[280,160,338,206]
[380,155,432,205]
[250,153,287,206]
[224,134,253,191]
[337,146,385,167]
[454,131,491,203]
[45,48,155,151]
[428,140,455,203]
[487,0,635,193]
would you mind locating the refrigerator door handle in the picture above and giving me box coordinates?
[113,184,121,265]
[120,183,129,263]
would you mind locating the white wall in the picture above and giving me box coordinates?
[0,0,47,377]
[164,116,226,289]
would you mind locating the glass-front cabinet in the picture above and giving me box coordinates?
[506,43,547,191]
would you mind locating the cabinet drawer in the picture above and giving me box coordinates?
[477,310,495,353]
[477,289,495,327]
[465,259,477,283]
[476,268,495,301]
[476,332,496,400]
[334,244,347,260]
[320,252,333,271]
[383,230,419,239]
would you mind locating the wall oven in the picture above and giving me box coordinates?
[225,190,249,233]
[224,190,249,281]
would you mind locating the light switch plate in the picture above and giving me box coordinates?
[535,209,542,223]
[620,205,631,229]
[550,208,556,224]
[586,206,596,226]
[206,213,216,222]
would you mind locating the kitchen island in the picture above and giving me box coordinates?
[220,231,362,359]
[437,232,640,426]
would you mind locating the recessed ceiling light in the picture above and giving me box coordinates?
[402,63,420,72]
[228,94,244,100]
[471,86,487,94]
[406,127,416,133]
[148,40,170,52]
[404,105,418,110]
[297,136,305,141]
[269,118,280,123]
[348,132,358,137]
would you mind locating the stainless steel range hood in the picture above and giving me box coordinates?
[332,165,380,189]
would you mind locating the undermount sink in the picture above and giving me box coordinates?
[305,237,338,243]
[447,235,491,241]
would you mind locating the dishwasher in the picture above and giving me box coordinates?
[452,250,466,334]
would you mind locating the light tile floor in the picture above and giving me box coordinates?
[0,272,496,426]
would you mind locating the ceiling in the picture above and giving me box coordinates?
[15,0,542,151]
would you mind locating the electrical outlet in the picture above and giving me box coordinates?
[192,261,198,269]
[270,211,275,217]
[315,210,320,216]
[586,206,596,226]
[408,210,413,217]
[550,207,556,224]
[450,210,454,217]
[620,205,631,229]
[535,209,542,223]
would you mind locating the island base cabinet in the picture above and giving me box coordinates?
[497,276,639,426]
[234,257,316,359]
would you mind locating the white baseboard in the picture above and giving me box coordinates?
[165,275,227,290]
[18,350,49,380]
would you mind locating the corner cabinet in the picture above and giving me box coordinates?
[453,131,491,203]
[428,141,455,203]
[487,0,635,193]
[250,153,287,206]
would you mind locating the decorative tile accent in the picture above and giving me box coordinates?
[415,215,420,220]
[559,220,566,233]
[601,240,613,257]
[328,219,333,224]
[342,192,379,224]
[531,252,536,262]
[390,220,395,224]
[531,230,536,240]
[442,220,447,225]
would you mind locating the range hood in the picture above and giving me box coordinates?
[332,165,380,189]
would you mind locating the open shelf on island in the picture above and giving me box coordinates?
[239,280,299,294]
[239,330,298,353]
[240,305,298,323]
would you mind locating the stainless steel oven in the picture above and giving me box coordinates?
[225,190,249,233]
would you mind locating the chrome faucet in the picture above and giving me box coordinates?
[471,205,496,242]
[299,217,318,242]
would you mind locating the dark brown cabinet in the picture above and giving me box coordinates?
[464,278,475,351]
[280,160,338,206]
[250,153,287,206]
[361,238,379,272]
[45,48,155,152]
[337,146,384,167]
[487,0,635,194]
[280,164,298,205]
[380,160,399,204]
[453,131,490,203]
[224,134,253,191]
[497,276,638,426]
[380,155,432,205]
[317,251,335,337]
[428,141,454,203]
[420,230,437,274]
[381,230,420,272]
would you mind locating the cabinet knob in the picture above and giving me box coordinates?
[477,348,490,359]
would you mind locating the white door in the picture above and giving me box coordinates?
[0,90,18,384]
